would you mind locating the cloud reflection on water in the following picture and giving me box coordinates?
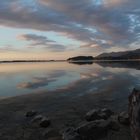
[0,61,139,98]
[17,77,56,89]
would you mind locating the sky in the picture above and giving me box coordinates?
[0,0,140,60]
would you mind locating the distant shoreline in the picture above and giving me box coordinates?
[0,59,139,64]
[68,59,140,62]
[0,60,66,63]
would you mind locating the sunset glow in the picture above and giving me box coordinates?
[0,0,140,60]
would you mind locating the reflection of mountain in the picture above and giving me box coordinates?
[68,60,140,70]
[96,61,140,70]
[69,61,93,65]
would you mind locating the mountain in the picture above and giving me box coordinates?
[67,49,140,61]
[95,49,140,60]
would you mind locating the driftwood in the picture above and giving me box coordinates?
[129,88,140,140]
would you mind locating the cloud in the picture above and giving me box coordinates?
[0,0,140,54]
[18,34,68,52]
[19,34,49,42]
[102,0,129,7]
[36,0,140,49]
[18,34,54,46]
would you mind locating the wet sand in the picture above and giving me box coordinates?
[0,80,132,140]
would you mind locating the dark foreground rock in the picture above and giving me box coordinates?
[129,88,140,140]
[31,114,44,123]
[26,110,37,117]
[63,118,121,140]
[118,111,129,125]
[62,108,122,140]
[39,117,51,128]
[27,112,51,128]
[43,128,62,140]
[85,108,114,121]
[77,119,111,139]
[63,128,81,140]
[109,118,120,131]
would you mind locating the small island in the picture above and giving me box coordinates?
[67,56,94,61]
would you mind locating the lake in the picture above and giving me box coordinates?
[0,61,139,99]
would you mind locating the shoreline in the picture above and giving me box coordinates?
[0,59,139,64]
[0,85,132,139]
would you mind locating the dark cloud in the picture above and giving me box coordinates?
[19,34,68,52]
[19,34,54,45]
[20,34,49,42]
[0,0,140,53]
[39,0,140,46]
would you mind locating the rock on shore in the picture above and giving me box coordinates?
[62,108,128,140]
[129,88,140,140]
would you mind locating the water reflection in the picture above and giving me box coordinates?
[69,61,140,70]
[68,61,93,65]
[17,77,55,89]
[96,61,140,70]
[0,61,139,98]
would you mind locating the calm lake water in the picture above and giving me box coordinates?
[0,61,140,98]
